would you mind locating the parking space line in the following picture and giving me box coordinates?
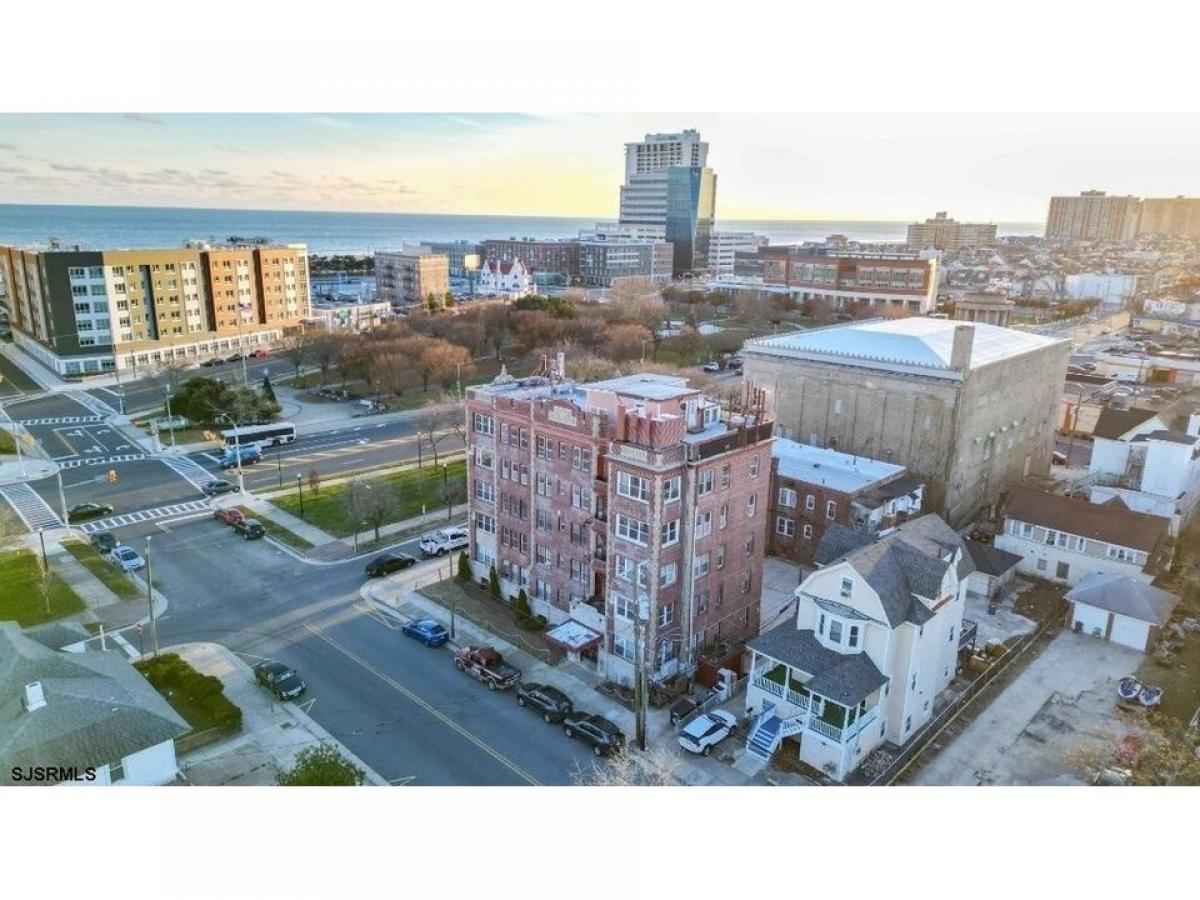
[301,622,540,786]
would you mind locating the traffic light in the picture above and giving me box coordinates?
[106,469,118,483]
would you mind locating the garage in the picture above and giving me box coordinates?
[1065,573,1179,652]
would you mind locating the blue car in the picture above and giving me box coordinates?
[401,618,449,647]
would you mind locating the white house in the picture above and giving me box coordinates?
[1065,573,1179,652]
[0,622,190,786]
[994,487,1172,587]
[477,258,534,299]
[744,515,970,782]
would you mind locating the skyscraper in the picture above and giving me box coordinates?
[618,129,717,276]
[1045,190,1141,242]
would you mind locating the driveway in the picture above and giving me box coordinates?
[913,631,1144,785]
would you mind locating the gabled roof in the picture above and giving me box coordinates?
[1066,574,1179,625]
[813,524,873,566]
[747,625,888,707]
[963,539,1022,577]
[1003,487,1169,554]
[1092,406,1161,440]
[0,622,189,784]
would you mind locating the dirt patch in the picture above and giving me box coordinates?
[1013,580,1067,623]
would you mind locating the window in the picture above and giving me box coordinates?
[613,636,635,661]
[536,435,550,459]
[805,494,816,511]
[474,481,495,503]
[695,510,712,538]
[746,494,757,518]
[749,456,760,478]
[1044,529,1057,546]
[829,619,843,643]
[910,673,917,691]
[659,562,677,587]
[475,512,496,534]
[535,473,550,496]
[741,572,752,594]
[661,519,679,546]
[472,413,494,435]
[616,514,649,546]
[1020,522,1034,538]
[778,487,797,508]
[1107,545,1134,563]
[693,554,710,580]
[720,465,730,488]
[776,516,795,536]
[948,626,955,644]
[719,504,728,529]
[535,509,552,531]
[826,500,837,520]
[536,545,551,566]
[614,596,635,622]
[715,545,726,569]
[1036,558,1048,572]
[662,476,681,503]
[819,613,826,635]
[1056,561,1070,580]
[617,471,650,502]
[698,469,715,495]
[744,534,755,556]
[658,604,674,627]
[615,555,636,583]
[803,524,814,539]
[840,577,853,598]
[849,625,860,648]
[571,485,587,509]
[572,446,591,471]
[476,446,494,469]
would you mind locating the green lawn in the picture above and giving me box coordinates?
[0,549,87,626]
[236,506,314,550]
[135,653,242,735]
[271,458,467,537]
[61,540,140,601]
[0,429,15,454]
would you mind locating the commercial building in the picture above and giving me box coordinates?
[1137,196,1200,239]
[477,258,535,299]
[708,231,768,275]
[768,438,923,566]
[0,240,308,376]
[906,212,998,251]
[739,245,938,315]
[465,368,774,686]
[307,297,393,332]
[1045,190,1142,242]
[482,238,579,283]
[577,234,674,286]
[744,514,970,781]
[375,246,449,307]
[744,318,1072,525]
[425,240,483,278]
[953,292,1014,327]
[617,129,717,276]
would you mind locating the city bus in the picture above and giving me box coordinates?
[220,421,297,449]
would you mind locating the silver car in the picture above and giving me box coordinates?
[108,545,146,572]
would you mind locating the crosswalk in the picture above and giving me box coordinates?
[278,434,419,466]
[58,453,147,469]
[0,482,64,531]
[161,455,217,490]
[67,390,117,417]
[75,500,213,534]
[15,415,104,426]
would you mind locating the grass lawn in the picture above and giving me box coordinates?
[0,549,87,626]
[62,540,140,601]
[235,505,314,550]
[420,577,563,665]
[0,429,15,454]
[272,458,467,537]
[135,652,242,736]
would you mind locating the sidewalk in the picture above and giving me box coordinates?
[0,342,68,391]
[169,641,388,786]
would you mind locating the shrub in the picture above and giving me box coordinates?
[457,550,472,581]
[514,589,531,618]
[488,565,501,599]
[518,614,548,632]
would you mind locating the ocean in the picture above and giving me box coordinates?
[0,203,1042,255]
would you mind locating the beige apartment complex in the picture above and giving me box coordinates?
[906,211,998,250]
[0,241,309,376]
[375,246,450,307]
[1138,196,1200,239]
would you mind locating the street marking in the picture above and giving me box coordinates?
[161,455,216,491]
[301,622,541,786]
[389,775,416,786]
[15,415,104,425]
[67,389,117,417]
[298,698,317,714]
[58,453,147,469]
[0,482,63,531]
[75,500,212,534]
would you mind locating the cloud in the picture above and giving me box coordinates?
[123,113,166,126]
[0,165,25,174]
[0,142,15,151]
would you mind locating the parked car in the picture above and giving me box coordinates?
[419,526,469,557]
[1052,450,1069,465]
[226,353,244,363]
[234,519,266,540]
[702,362,722,373]
[90,531,118,554]
[365,552,417,577]
[250,348,269,358]
[677,709,737,756]
[68,502,114,522]
[108,545,145,572]
[453,645,521,690]
[219,446,262,468]
[253,661,306,701]
[202,479,238,496]
[516,682,575,723]
[401,618,449,647]
[562,712,626,756]
[200,358,222,368]
[213,507,245,526]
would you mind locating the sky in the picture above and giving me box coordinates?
[0,113,1198,222]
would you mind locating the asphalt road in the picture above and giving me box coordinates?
[134,516,600,785]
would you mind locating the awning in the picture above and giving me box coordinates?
[545,619,603,653]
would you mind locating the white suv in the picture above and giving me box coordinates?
[419,526,469,557]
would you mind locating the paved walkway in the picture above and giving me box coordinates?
[0,343,67,391]
[170,642,388,786]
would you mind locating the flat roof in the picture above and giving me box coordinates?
[772,439,905,493]
[583,373,697,402]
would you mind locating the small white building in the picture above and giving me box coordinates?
[1065,573,1179,651]
[744,515,970,782]
[0,622,190,786]
[994,487,1172,586]
[477,258,534,299]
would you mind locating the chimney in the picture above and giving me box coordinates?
[23,681,46,712]
[950,324,974,372]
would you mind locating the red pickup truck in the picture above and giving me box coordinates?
[453,645,522,691]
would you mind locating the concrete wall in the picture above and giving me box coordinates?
[120,739,179,785]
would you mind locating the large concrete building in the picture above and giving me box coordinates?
[465,369,774,685]
[425,240,483,278]
[1138,196,1200,239]
[708,231,768,275]
[482,238,579,284]
[0,240,308,376]
[577,233,674,286]
[906,212,998,251]
[1045,190,1142,242]
[375,246,449,307]
[743,318,1072,526]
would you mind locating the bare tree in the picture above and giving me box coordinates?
[278,331,312,382]
[309,329,348,386]
[37,557,56,616]
[344,478,399,543]
[308,468,321,495]
[572,745,680,786]
[417,401,465,468]
[480,303,511,359]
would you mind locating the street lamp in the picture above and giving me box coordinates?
[296,473,305,519]
[0,401,27,478]
[163,386,177,450]
[214,412,246,495]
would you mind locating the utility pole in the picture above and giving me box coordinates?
[634,587,650,751]
[56,469,71,537]
[276,446,283,488]
[164,387,176,449]
[1,404,27,478]
[37,527,48,570]
[296,474,305,519]
[145,536,159,657]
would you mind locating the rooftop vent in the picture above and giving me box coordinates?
[23,681,46,712]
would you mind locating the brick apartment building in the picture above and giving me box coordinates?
[465,367,774,686]
[768,438,924,566]
[482,239,580,283]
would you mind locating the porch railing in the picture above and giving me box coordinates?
[753,674,785,698]
[808,718,843,742]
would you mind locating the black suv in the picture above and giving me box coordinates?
[90,531,118,554]
[516,683,574,723]
[563,712,626,756]
[253,661,306,700]
[234,519,266,540]
[364,552,417,577]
